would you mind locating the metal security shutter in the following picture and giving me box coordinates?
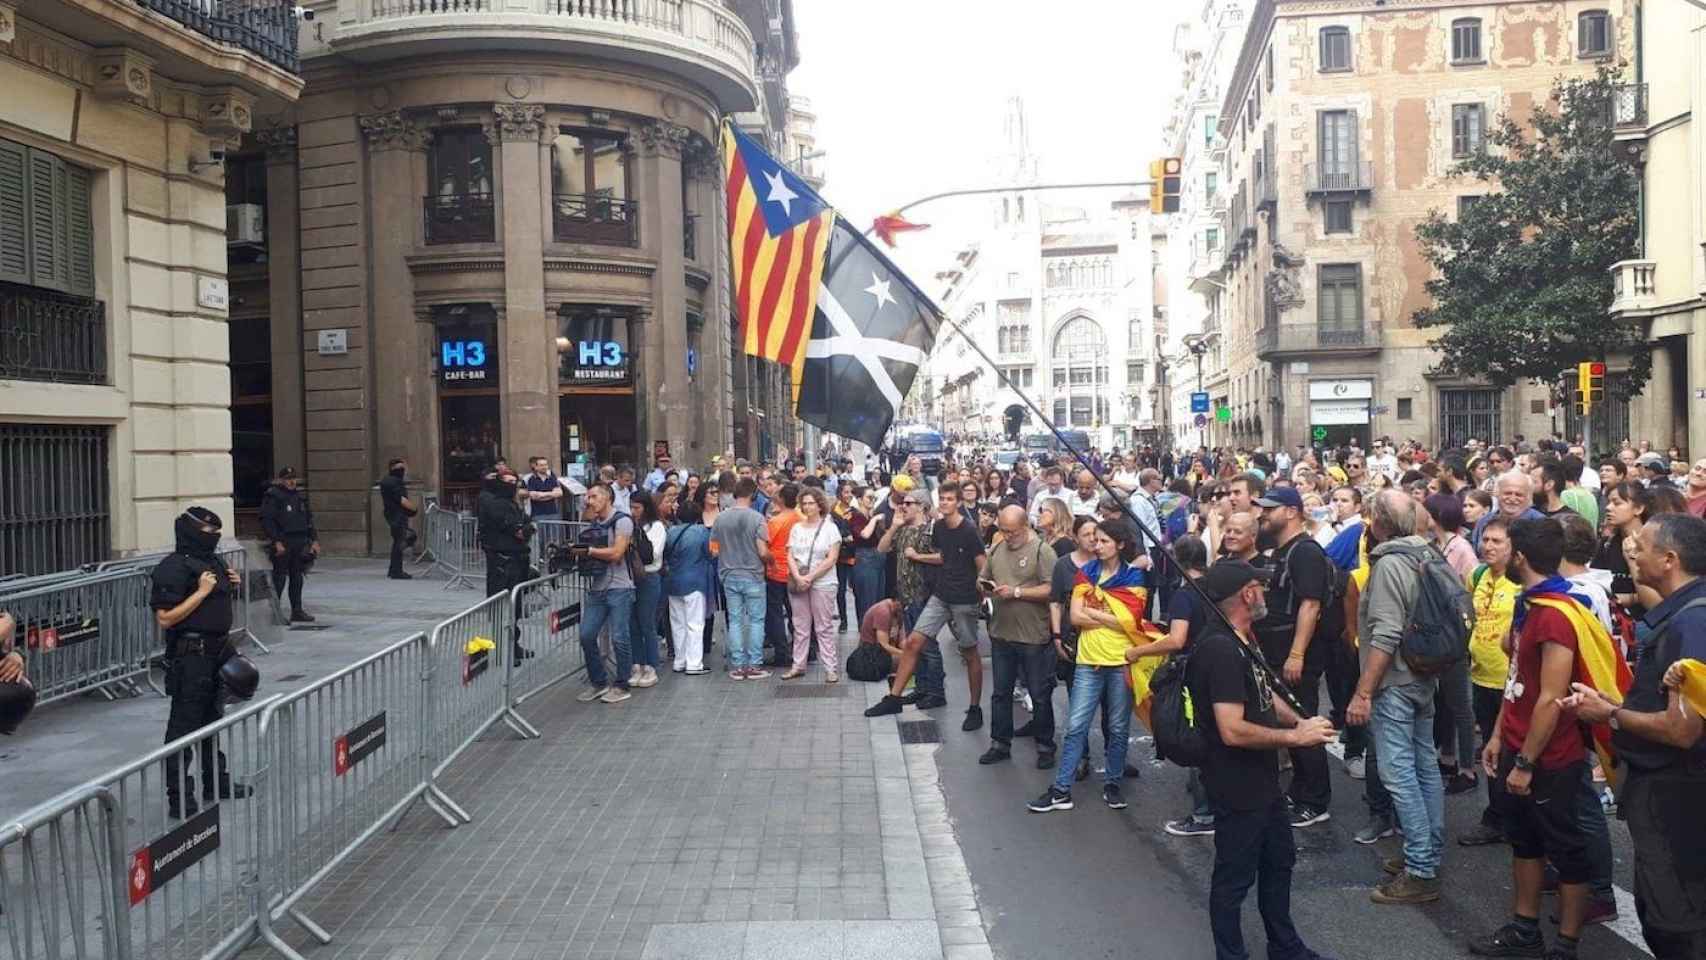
[0,140,27,286]
[0,424,111,574]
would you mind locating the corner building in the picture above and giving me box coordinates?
[1209,0,1628,451]
[241,0,790,550]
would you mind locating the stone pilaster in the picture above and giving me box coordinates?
[494,102,556,465]
[635,120,691,461]
[259,123,306,478]
[361,111,428,494]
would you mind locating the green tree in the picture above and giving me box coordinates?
[1413,67,1644,395]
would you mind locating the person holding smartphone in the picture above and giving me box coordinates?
[980,506,1058,767]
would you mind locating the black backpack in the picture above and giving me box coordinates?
[1148,651,1208,767]
[1386,543,1476,676]
[845,643,893,682]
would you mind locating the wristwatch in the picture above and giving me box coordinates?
[1512,753,1536,773]
[1608,708,1623,731]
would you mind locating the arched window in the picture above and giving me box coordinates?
[1052,315,1107,362]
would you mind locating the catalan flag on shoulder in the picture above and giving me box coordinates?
[1520,578,1634,780]
[1072,559,1168,718]
[723,121,833,392]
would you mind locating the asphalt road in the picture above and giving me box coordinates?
[920,645,1653,960]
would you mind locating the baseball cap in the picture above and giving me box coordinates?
[1200,560,1263,602]
[891,474,916,493]
[277,466,297,479]
[1637,452,1669,472]
[1254,486,1304,510]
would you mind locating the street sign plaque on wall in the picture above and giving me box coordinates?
[1190,392,1210,413]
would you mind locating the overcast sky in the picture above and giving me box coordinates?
[788,0,1192,288]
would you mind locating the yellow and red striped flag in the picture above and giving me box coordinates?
[723,121,833,394]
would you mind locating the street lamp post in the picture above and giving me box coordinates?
[1184,333,1210,451]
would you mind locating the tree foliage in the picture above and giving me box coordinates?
[1413,67,1644,393]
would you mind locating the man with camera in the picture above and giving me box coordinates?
[573,482,638,704]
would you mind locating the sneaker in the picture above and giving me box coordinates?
[685,667,709,676]
[1354,814,1396,845]
[962,705,983,732]
[1550,897,1618,926]
[672,664,687,673]
[1381,855,1404,876]
[1027,786,1073,813]
[1289,804,1331,828]
[1012,683,1028,702]
[1446,771,1478,795]
[978,746,1011,765]
[1035,750,1055,770]
[914,693,948,710]
[1164,817,1215,837]
[290,610,316,623]
[600,687,633,704]
[1102,784,1128,809]
[1345,755,1367,780]
[1468,922,1546,957]
[577,686,611,702]
[900,690,922,706]
[864,694,904,718]
[746,668,772,680]
[1458,822,1506,847]
[633,667,659,688]
[1372,872,1442,905]
[781,667,805,680]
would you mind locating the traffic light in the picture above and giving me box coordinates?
[1574,361,1606,416]
[1150,158,1182,214]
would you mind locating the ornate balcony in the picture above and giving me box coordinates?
[423,192,495,244]
[553,192,638,245]
[1613,83,1649,143]
[322,0,758,112]
[0,284,108,385]
[1258,321,1383,359]
[1609,259,1657,318]
[1305,162,1374,197]
[136,0,302,72]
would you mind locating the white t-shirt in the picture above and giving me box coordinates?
[642,520,666,575]
[787,519,839,593]
[1110,469,1141,493]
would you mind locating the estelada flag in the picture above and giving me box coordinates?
[1528,593,1634,779]
[723,121,833,394]
[1072,559,1168,710]
[1677,659,1706,717]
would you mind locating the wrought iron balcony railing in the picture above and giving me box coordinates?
[0,283,108,385]
[423,192,496,245]
[135,0,302,73]
[553,193,638,246]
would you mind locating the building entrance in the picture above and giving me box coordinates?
[561,394,637,472]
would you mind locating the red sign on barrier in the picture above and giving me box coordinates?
[549,603,581,634]
[129,804,220,906]
[334,711,387,776]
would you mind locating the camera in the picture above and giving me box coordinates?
[292,4,315,18]
[546,525,608,578]
[208,145,227,164]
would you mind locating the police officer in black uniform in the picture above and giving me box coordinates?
[476,469,534,659]
[259,466,320,622]
[150,507,252,817]
[379,457,417,580]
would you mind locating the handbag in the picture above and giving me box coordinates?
[788,521,828,595]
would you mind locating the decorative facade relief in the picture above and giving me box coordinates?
[359,110,428,151]
[91,48,154,104]
[637,119,691,158]
[491,102,546,142]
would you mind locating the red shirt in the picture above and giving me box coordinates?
[766,510,800,583]
[1499,603,1587,769]
[859,599,900,648]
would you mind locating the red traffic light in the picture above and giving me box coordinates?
[1588,362,1606,376]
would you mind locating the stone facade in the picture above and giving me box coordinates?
[1210,0,1631,451]
[0,0,300,564]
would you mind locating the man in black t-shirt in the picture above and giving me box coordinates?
[1187,560,1335,960]
[1253,486,1337,827]
[866,485,988,730]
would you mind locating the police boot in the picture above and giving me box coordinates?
[206,754,252,801]
[513,642,535,661]
[167,779,201,820]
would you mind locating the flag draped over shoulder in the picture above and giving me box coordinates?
[795,216,942,450]
[1526,593,1634,778]
[1073,558,1168,708]
[1676,659,1706,718]
[722,121,833,388]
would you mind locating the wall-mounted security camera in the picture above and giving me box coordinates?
[292,5,314,19]
[189,145,227,171]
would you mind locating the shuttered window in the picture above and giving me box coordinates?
[0,138,95,296]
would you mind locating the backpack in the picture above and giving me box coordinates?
[634,520,656,566]
[1148,651,1208,767]
[1388,543,1476,676]
[845,643,893,682]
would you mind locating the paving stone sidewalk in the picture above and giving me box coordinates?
[248,639,992,960]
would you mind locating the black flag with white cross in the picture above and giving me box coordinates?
[796,216,942,450]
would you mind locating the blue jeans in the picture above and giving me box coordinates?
[1372,680,1445,879]
[633,572,662,669]
[721,575,766,669]
[1052,664,1131,792]
[1187,768,1215,825]
[580,587,635,690]
[849,547,886,626]
[903,597,945,698]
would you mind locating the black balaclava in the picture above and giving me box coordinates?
[174,507,222,557]
[390,464,406,478]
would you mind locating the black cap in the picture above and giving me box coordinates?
[1254,486,1303,510]
[1201,559,1262,602]
[278,466,297,479]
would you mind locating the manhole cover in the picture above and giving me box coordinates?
[774,685,845,699]
[897,720,941,744]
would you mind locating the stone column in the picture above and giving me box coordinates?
[635,120,691,462]
[258,124,305,476]
[493,103,556,464]
[631,308,653,456]
[684,133,731,458]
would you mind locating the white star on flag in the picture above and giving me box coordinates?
[762,169,798,216]
[806,282,928,415]
[863,274,895,311]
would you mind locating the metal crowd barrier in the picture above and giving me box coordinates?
[93,546,270,655]
[0,785,128,960]
[507,572,587,734]
[256,632,457,958]
[422,506,482,591]
[0,574,600,960]
[0,570,155,706]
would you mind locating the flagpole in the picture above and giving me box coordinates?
[926,290,1308,716]
[864,181,1148,236]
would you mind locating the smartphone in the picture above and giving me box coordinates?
[978,577,997,591]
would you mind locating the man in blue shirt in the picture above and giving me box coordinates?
[1471,471,1544,550]
[643,454,672,493]
[523,457,563,519]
